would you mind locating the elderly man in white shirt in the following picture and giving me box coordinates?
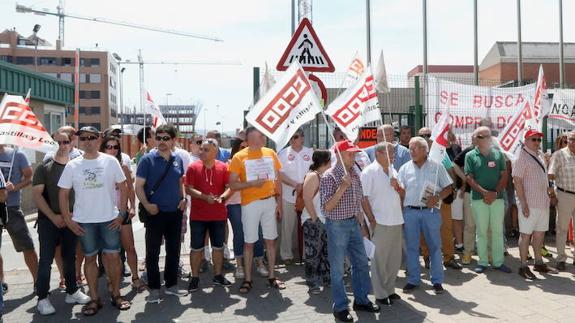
[277,129,313,263]
[361,142,405,306]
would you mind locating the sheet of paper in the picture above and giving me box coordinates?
[419,180,441,209]
[363,237,376,259]
[244,157,276,182]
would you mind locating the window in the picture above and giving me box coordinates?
[44,73,58,79]
[89,74,101,83]
[39,57,57,65]
[60,73,72,82]
[80,58,99,67]
[61,57,72,66]
[79,74,87,83]
[15,56,34,65]
[43,111,65,134]
[0,56,13,63]
[79,91,101,99]
[109,63,117,74]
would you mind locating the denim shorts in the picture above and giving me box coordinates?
[190,220,226,251]
[78,220,121,256]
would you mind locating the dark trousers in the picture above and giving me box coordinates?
[36,215,78,299]
[145,211,183,290]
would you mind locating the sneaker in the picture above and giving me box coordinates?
[352,301,380,313]
[223,260,236,271]
[389,293,401,300]
[65,289,91,304]
[533,263,559,274]
[402,283,418,293]
[146,289,162,304]
[1,282,7,295]
[474,265,487,274]
[164,286,189,297]
[257,264,269,277]
[455,245,465,254]
[37,298,56,315]
[540,247,553,258]
[494,264,512,273]
[235,266,245,279]
[333,309,354,322]
[556,261,566,271]
[213,275,232,286]
[188,277,200,293]
[462,254,472,265]
[432,283,445,295]
[444,259,463,270]
[518,266,537,280]
[376,297,393,306]
[309,285,321,295]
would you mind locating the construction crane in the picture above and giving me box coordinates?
[15,0,222,48]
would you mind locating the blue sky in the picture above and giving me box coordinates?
[2,0,573,132]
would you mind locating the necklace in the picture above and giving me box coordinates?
[204,166,214,186]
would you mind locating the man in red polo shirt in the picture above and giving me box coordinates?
[185,139,233,292]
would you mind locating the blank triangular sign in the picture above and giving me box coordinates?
[276,18,335,73]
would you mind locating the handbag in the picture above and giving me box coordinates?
[138,156,174,224]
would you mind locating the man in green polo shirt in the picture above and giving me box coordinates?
[465,126,511,274]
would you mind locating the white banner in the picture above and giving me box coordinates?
[0,94,57,153]
[325,67,382,142]
[246,62,322,150]
[429,111,450,164]
[548,89,575,128]
[426,76,536,147]
[145,92,167,130]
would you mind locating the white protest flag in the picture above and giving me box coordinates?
[259,62,276,97]
[531,64,547,130]
[245,61,322,150]
[343,51,365,86]
[548,89,575,128]
[325,66,382,142]
[24,88,31,103]
[374,50,390,94]
[0,94,57,153]
[498,100,536,159]
[429,111,450,164]
[144,91,167,130]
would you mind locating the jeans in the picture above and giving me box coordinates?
[78,220,121,256]
[145,211,183,290]
[471,199,505,267]
[190,220,226,251]
[404,207,444,285]
[326,218,371,312]
[36,216,78,299]
[227,204,264,258]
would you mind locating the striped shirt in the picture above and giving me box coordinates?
[320,163,363,221]
[549,147,575,192]
[512,147,549,209]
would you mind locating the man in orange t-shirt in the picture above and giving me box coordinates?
[229,126,284,293]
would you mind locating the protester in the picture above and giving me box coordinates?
[135,127,157,164]
[301,149,331,295]
[365,124,411,171]
[465,126,511,274]
[321,140,380,322]
[135,124,188,303]
[513,129,558,279]
[186,138,233,291]
[361,142,404,305]
[0,169,7,320]
[229,126,285,293]
[43,125,83,162]
[206,130,231,162]
[399,125,412,148]
[278,129,313,264]
[58,126,130,315]
[33,131,91,315]
[190,134,204,162]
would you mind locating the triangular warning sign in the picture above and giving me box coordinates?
[276,18,335,73]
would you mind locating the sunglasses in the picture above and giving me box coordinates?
[420,134,431,138]
[155,136,172,142]
[105,144,120,150]
[79,136,99,142]
[195,140,203,145]
[57,140,71,145]
[476,134,491,140]
[529,138,542,142]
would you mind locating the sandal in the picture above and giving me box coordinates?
[132,278,147,293]
[239,280,252,294]
[268,277,286,290]
[82,299,102,316]
[111,295,131,311]
[59,280,66,290]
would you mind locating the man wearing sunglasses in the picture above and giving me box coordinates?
[43,126,84,162]
[58,126,130,315]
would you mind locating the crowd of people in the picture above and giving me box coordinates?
[0,120,573,322]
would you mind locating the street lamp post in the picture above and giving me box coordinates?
[112,53,124,131]
[33,24,41,72]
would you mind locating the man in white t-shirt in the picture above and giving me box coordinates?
[277,129,313,263]
[58,126,130,315]
[361,142,405,306]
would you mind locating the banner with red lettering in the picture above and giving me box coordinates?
[325,68,382,142]
[246,61,322,150]
[0,94,57,153]
[429,111,450,164]
[548,89,575,128]
[426,76,535,147]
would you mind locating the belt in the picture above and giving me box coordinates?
[406,205,430,210]
[557,187,575,195]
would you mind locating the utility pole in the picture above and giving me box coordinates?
[516,0,523,85]
[559,0,565,88]
[366,0,372,65]
[473,0,479,85]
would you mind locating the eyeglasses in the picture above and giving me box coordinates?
[195,140,203,145]
[79,136,99,142]
[105,144,120,150]
[155,136,172,142]
[476,134,491,140]
[529,138,542,142]
[57,140,71,145]
[420,134,431,138]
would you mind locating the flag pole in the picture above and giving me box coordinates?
[7,146,17,182]
[138,49,146,145]
[318,111,348,176]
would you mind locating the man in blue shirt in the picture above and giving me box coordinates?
[365,125,411,171]
[207,130,231,162]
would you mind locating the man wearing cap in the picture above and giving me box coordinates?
[398,137,453,295]
[513,129,558,279]
[321,140,379,322]
[365,124,411,171]
[58,126,130,315]
[549,130,575,270]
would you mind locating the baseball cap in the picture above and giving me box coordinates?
[76,126,100,136]
[524,129,543,139]
[103,127,122,137]
[333,140,361,153]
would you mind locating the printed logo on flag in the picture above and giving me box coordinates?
[254,69,311,133]
[348,58,365,78]
[0,101,47,132]
[330,75,377,127]
[499,102,533,151]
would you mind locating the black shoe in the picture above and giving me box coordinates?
[556,261,566,271]
[444,259,463,270]
[188,277,199,292]
[433,283,445,294]
[1,282,7,295]
[212,275,232,286]
[352,301,380,313]
[389,293,401,300]
[376,297,393,306]
[402,283,418,293]
[424,257,430,269]
[333,309,353,322]
[455,246,465,254]
[518,266,537,280]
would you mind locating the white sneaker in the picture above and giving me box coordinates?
[65,289,91,304]
[37,298,56,315]
[235,266,245,279]
[257,264,269,277]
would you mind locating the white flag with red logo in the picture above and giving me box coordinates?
[259,62,276,98]
[429,111,450,164]
[532,64,547,129]
[145,91,167,130]
[374,50,390,94]
[246,61,322,149]
[325,67,382,142]
[0,94,57,152]
[498,100,536,158]
[343,51,365,86]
